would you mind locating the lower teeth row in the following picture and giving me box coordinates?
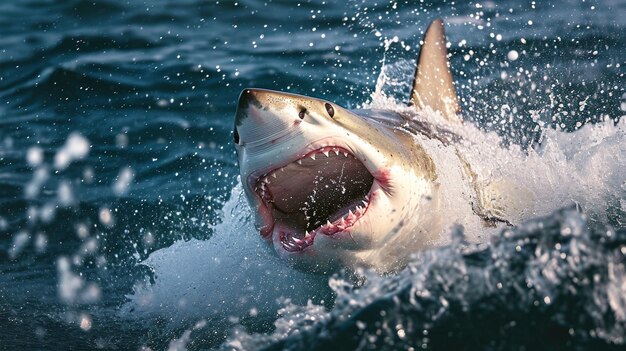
[284,195,370,249]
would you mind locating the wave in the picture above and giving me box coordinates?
[226,208,626,350]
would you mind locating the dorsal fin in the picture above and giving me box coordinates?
[409,19,461,123]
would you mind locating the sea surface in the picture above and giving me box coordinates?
[0,0,625,350]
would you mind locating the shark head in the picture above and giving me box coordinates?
[233,19,460,273]
[234,89,440,272]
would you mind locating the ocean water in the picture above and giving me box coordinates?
[0,0,625,350]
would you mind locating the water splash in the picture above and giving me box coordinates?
[123,182,332,340]
[223,208,626,350]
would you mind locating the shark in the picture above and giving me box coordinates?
[233,19,534,273]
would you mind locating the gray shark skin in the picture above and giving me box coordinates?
[233,19,518,273]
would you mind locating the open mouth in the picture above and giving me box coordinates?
[254,146,375,252]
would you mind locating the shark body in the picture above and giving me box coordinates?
[233,19,531,273]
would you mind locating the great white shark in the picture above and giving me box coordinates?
[233,19,534,273]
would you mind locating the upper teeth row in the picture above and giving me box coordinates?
[254,147,353,204]
[258,147,351,181]
[298,148,349,163]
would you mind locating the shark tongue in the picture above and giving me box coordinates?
[263,149,374,232]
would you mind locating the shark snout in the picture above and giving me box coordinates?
[233,89,258,145]
[234,89,260,127]
[233,88,302,146]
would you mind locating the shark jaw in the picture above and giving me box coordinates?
[253,145,376,253]
[242,131,399,258]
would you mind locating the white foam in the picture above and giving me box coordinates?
[457,119,626,226]
[123,183,330,324]
[367,89,625,243]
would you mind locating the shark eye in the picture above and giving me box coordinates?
[325,103,335,118]
[298,108,306,119]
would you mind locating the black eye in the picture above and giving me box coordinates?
[233,127,240,144]
[298,109,306,119]
[325,103,335,118]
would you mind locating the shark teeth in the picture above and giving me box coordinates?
[257,146,357,192]
[279,192,372,252]
[356,206,365,216]
[280,230,315,252]
[255,146,362,201]
[347,209,356,221]
[298,146,354,165]
[338,217,347,227]
[254,145,373,253]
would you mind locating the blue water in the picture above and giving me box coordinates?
[0,0,625,350]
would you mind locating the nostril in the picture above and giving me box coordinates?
[233,127,240,144]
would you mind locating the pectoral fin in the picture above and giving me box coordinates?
[456,149,535,225]
[475,179,537,225]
